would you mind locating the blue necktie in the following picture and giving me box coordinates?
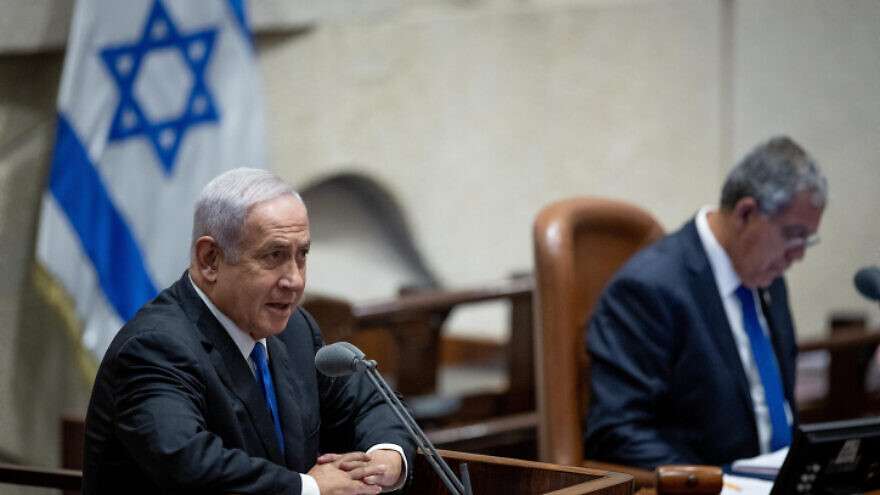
[251,342,285,455]
[734,285,791,451]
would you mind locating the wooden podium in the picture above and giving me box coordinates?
[0,449,633,494]
[414,449,633,494]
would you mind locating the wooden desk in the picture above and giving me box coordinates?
[342,276,534,407]
[313,275,880,414]
[798,326,880,422]
[426,411,539,459]
[1,449,633,495]
[309,281,880,455]
[0,462,81,491]
[416,449,633,494]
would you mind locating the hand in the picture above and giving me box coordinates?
[360,450,403,488]
[308,458,381,495]
[317,450,403,489]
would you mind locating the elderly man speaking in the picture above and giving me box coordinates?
[83,168,413,495]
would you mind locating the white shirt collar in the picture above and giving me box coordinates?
[695,206,742,297]
[188,273,266,364]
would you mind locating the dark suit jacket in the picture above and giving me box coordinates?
[584,219,798,469]
[82,273,414,495]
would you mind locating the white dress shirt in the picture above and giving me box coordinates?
[694,207,792,454]
[189,276,407,494]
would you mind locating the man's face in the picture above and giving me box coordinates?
[731,191,823,288]
[211,195,310,340]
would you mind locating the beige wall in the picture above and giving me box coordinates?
[264,1,724,336]
[732,0,880,337]
[0,0,878,468]
[262,0,880,338]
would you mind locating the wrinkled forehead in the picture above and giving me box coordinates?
[243,195,309,234]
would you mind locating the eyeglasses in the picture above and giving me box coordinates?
[779,225,820,250]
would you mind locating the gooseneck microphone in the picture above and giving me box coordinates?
[315,342,472,495]
[854,266,880,302]
[315,341,374,376]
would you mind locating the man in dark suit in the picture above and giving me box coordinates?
[584,136,827,469]
[83,168,414,495]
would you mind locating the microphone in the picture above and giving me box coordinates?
[854,266,880,301]
[315,341,372,376]
[315,342,473,495]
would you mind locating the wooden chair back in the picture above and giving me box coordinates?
[532,196,664,467]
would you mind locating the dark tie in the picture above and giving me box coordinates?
[250,342,285,455]
[734,285,791,451]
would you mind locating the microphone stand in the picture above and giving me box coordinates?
[358,359,473,495]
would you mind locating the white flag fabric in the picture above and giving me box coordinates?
[36,0,266,360]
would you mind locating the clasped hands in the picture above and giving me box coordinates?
[308,450,402,495]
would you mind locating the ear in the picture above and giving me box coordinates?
[194,236,222,283]
[732,196,760,230]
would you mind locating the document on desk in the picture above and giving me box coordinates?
[730,447,789,478]
[723,474,773,495]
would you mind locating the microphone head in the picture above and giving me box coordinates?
[336,341,366,359]
[315,342,364,377]
[854,266,880,301]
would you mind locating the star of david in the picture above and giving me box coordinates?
[100,0,220,175]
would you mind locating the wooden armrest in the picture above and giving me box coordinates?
[583,461,722,493]
[0,462,82,490]
[583,459,655,488]
[798,328,880,353]
[655,465,723,494]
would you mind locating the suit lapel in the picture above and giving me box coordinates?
[266,337,307,471]
[204,322,286,464]
[176,273,286,464]
[680,222,755,412]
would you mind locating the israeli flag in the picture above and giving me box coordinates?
[36,0,266,360]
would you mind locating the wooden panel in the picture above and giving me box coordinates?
[412,449,632,495]
[0,449,631,495]
[0,463,81,491]
[798,323,880,422]
[61,416,85,495]
[348,277,533,399]
[427,412,538,459]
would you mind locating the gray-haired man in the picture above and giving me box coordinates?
[585,137,826,469]
[83,168,413,495]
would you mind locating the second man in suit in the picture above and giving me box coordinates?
[585,136,827,468]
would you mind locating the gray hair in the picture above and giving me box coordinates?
[720,136,828,216]
[191,168,301,263]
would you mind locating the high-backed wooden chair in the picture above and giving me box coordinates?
[532,197,721,493]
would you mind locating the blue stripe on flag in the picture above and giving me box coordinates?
[49,115,158,321]
[225,0,254,48]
